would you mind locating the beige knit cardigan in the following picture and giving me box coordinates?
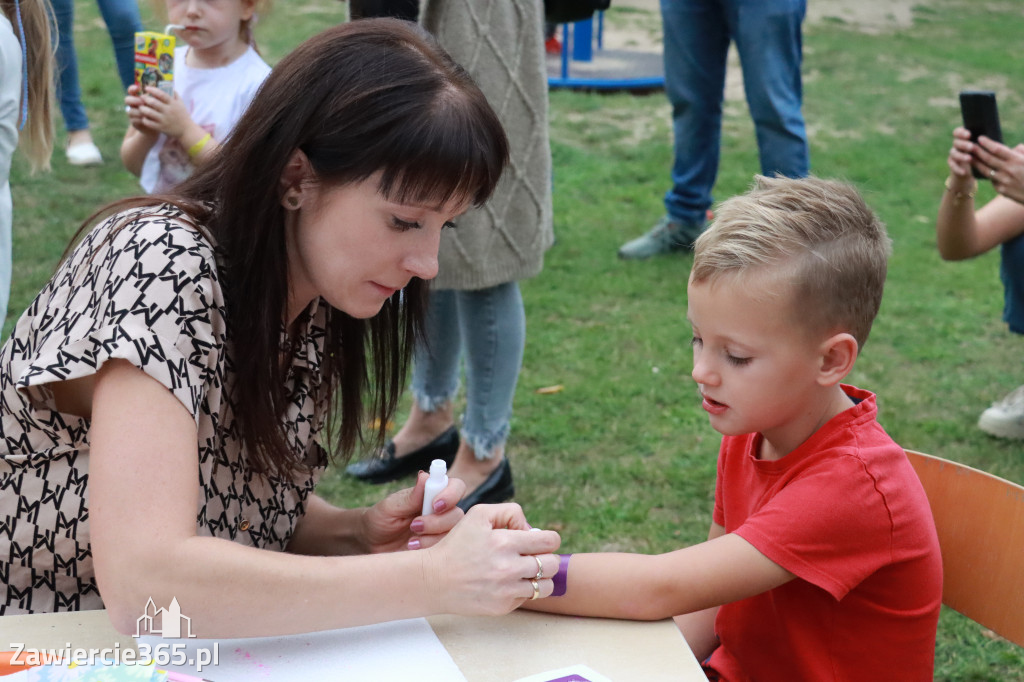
[420,0,554,291]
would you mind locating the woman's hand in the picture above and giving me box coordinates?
[975,136,1024,205]
[424,504,562,617]
[361,471,467,553]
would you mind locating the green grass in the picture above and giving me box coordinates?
[7,1,1023,678]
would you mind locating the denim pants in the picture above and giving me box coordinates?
[411,282,525,460]
[1001,234,1024,335]
[661,0,809,225]
[52,0,142,132]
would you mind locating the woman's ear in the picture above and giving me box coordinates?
[817,332,858,387]
[279,149,312,210]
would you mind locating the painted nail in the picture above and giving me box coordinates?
[407,538,421,551]
[410,519,425,533]
[433,499,447,513]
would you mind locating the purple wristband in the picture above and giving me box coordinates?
[551,553,571,597]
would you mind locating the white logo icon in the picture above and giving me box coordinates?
[134,597,195,638]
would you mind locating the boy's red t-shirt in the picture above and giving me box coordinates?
[704,385,942,682]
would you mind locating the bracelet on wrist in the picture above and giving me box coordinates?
[944,176,977,203]
[188,132,213,159]
[551,553,571,597]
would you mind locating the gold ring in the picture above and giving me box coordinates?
[529,579,540,600]
[533,555,544,580]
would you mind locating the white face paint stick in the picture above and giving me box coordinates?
[421,459,448,516]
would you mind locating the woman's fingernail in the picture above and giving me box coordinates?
[408,538,421,551]
[433,499,447,513]
[410,519,425,533]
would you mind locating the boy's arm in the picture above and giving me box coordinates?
[672,523,725,662]
[524,524,794,622]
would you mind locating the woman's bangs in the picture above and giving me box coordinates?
[378,100,505,209]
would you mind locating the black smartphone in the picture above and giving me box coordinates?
[959,90,1003,179]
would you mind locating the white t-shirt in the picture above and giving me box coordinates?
[140,45,270,194]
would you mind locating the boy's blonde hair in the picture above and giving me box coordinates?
[691,175,891,349]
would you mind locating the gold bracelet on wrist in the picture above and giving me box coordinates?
[944,176,977,203]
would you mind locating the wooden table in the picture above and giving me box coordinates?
[2,609,705,681]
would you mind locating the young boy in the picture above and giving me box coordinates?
[528,176,942,681]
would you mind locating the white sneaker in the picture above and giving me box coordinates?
[66,141,103,166]
[978,384,1024,439]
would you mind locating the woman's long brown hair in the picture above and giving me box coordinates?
[66,19,509,477]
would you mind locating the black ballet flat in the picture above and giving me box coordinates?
[346,426,459,484]
[457,458,515,511]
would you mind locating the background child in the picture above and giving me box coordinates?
[121,0,270,193]
[528,176,943,681]
[0,0,54,324]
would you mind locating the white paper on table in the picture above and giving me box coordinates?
[138,617,467,681]
[512,664,613,682]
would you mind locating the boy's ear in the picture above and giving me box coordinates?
[817,332,858,387]
[279,150,313,209]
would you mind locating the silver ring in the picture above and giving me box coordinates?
[533,555,544,580]
[991,169,998,178]
[529,579,540,600]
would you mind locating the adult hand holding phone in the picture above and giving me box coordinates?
[947,127,1024,205]
[959,90,1002,179]
[973,137,1024,205]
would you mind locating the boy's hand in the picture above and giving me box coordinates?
[131,87,194,140]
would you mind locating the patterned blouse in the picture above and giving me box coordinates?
[0,204,328,614]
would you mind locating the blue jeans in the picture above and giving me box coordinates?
[411,283,525,460]
[661,0,809,225]
[52,0,142,132]
[1001,234,1024,335]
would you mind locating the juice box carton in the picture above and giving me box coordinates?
[134,30,175,94]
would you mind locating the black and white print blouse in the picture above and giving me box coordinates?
[0,204,328,614]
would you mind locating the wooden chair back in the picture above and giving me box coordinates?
[905,449,1024,647]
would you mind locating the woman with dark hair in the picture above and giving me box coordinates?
[0,19,561,635]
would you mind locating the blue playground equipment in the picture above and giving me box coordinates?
[548,13,664,91]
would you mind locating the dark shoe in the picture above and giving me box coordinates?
[617,215,704,260]
[457,458,515,511]
[346,426,459,484]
